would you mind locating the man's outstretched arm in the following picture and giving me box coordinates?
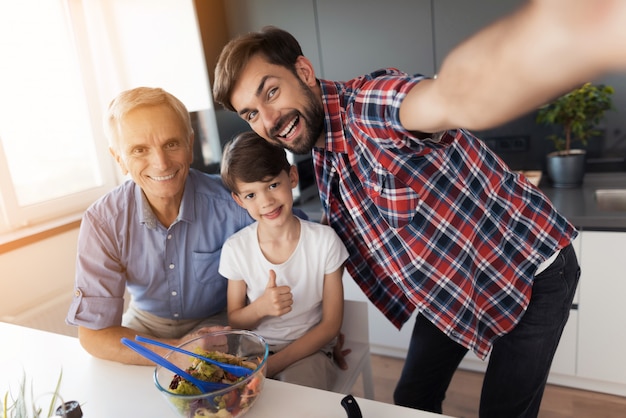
[400,0,626,134]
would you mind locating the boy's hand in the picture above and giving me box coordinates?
[333,332,351,370]
[260,269,293,317]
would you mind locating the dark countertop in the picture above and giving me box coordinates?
[539,172,626,231]
[295,172,626,232]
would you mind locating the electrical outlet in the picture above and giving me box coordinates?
[491,136,529,152]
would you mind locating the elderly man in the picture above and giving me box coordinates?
[67,87,253,365]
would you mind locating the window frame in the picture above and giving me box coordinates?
[0,0,119,236]
[0,0,215,243]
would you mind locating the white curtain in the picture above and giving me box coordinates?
[79,0,212,112]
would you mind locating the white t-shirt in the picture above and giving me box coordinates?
[219,219,349,345]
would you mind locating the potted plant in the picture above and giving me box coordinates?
[1,372,80,418]
[536,82,614,188]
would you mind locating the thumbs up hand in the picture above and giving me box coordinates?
[259,269,293,317]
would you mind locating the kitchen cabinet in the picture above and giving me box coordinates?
[223,0,434,80]
[314,0,433,80]
[223,0,322,73]
[343,273,418,359]
[431,0,524,70]
[547,234,580,377]
[222,0,524,81]
[345,231,626,397]
[577,231,626,388]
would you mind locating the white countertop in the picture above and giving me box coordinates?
[0,322,450,418]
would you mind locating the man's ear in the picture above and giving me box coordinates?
[294,56,317,87]
[187,131,195,164]
[109,147,128,175]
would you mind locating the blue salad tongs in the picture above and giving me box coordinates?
[132,335,253,378]
[134,335,253,378]
[120,337,229,393]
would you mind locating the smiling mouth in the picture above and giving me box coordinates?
[263,206,282,219]
[276,115,299,140]
[150,172,177,181]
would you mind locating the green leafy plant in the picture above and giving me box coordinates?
[1,371,63,418]
[536,82,614,155]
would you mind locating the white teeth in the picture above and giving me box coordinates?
[279,116,298,137]
[151,173,176,181]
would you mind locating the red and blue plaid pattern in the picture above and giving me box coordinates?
[313,70,577,358]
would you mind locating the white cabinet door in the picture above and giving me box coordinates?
[342,271,414,358]
[577,231,626,385]
[549,234,582,377]
[572,234,581,305]
[549,310,578,376]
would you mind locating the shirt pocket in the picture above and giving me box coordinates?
[191,250,226,286]
[363,166,421,229]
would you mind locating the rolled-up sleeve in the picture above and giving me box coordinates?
[66,288,124,329]
[66,197,128,330]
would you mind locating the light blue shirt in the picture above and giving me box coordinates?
[67,169,253,330]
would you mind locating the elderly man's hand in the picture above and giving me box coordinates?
[190,324,230,337]
[183,325,231,351]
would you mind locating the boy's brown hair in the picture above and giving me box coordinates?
[221,131,292,193]
[213,26,304,112]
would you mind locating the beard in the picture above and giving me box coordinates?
[269,79,324,155]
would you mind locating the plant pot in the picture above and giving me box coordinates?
[545,149,586,188]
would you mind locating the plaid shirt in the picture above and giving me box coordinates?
[312,69,577,358]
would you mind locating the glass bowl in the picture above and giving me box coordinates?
[154,330,268,418]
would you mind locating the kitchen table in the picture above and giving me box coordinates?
[0,322,450,417]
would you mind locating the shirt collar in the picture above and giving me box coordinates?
[319,79,348,154]
[178,171,196,224]
[136,187,157,229]
[135,170,196,229]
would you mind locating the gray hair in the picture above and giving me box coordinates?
[104,87,192,150]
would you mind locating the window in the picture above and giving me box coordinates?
[0,0,117,234]
[0,0,216,237]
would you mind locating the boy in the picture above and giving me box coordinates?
[218,131,348,390]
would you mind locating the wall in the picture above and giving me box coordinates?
[0,228,79,319]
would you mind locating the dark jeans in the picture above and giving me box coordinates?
[393,243,580,417]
